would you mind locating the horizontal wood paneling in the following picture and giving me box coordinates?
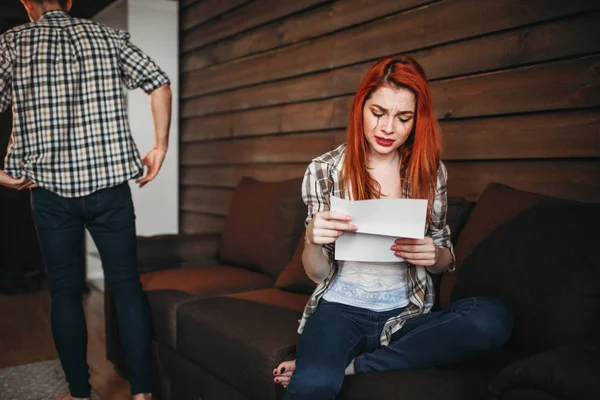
[182,131,341,165]
[182,0,433,71]
[446,159,600,202]
[181,187,234,215]
[181,212,226,234]
[181,164,308,188]
[180,0,600,232]
[182,0,251,31]
[182,0,328,52]
[182,0,597,98]
[440,110,600,160]
[180,109,599,168]
[182,55,600,142]
[179,159,600,204]
[183,11,600,117]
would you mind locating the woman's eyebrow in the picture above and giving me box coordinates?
[372,104,414,115]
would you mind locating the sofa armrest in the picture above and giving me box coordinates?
[489,336,600,400]
[137,232,222,274]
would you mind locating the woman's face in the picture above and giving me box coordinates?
[363,86,416,157]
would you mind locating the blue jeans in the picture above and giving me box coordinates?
[285,297,514,400]
[31,183,151,398]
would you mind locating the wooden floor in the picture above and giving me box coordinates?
[0,287,132,399]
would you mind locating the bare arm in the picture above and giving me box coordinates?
[136,84,172,187]
[149,83,172,150]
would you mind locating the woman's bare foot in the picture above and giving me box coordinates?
[273,360,296,388]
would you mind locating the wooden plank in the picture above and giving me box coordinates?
[182,11,600,117]
[181,212,226,234]
[182,0,328,52]
[441,110,600,160]
[182,0,433,71]
[182,56,600,141]
[182,97,352,142]
[182,0,598,98]
[183,0,252,31]
[181,187,234,215]
[446,159,600,203]
[181,164,307,188]
[181,131,340,165]
[434,55,600,120]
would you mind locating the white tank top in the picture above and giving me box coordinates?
[322,260,410,311]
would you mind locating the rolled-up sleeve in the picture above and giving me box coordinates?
[0,34,13,114]
[302,160,335,263]
[118,31,170,94]
[427,162,456,272]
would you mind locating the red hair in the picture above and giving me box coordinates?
[340,56,441,218]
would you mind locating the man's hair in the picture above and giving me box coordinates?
[31,0,69,9]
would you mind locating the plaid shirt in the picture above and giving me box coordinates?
[0,10,170,197]
[298,144,455,346]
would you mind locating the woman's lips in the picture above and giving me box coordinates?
[375,136,394,147]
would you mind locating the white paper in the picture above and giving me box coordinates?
[330,196,428,262]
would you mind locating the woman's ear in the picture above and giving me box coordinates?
[65,0,73,12]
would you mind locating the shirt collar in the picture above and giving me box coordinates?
[41,10,70,20]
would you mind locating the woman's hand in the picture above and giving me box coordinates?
[391,237,438,267]
[306,210,357,245]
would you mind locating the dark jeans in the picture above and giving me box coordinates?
[285,296,514,400]
[31,183,151,398]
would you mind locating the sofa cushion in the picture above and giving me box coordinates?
[440,183,564,307]
[146,290,198,349]
[340,368,492,400]
[177,297,301,400]
[274,232,317,295]
[225,287,310,313]
[219,177,306,280]
[451,202,600,355]
[140,265,274,296]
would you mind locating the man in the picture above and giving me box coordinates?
[0,0,172,399]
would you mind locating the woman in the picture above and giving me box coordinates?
[273,56,514,399]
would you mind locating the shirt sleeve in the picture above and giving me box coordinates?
[0,34,13,114]
[426,162,456,273]
[302,160,335,263]
[118,31,170,94]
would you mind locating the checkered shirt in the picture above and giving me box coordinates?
[0,10,170,197]
[298,143,456,346]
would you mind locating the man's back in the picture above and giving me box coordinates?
[0,10,169,197]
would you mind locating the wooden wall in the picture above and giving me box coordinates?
[179,0,600,234]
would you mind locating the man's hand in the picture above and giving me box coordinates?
[136,147,166,188]
[0,171,38,190]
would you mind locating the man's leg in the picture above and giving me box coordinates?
[31,188,91,398]
[284,301,372,400]
[85,183,152,397]
[354,296,514,373]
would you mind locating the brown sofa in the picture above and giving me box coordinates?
[105,178,600,400]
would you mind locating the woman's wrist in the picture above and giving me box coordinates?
[153,145,168,153]
[427,246,452,274]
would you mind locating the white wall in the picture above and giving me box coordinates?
[87,0,179,286]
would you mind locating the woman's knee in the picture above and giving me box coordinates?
[465,296,514,348]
